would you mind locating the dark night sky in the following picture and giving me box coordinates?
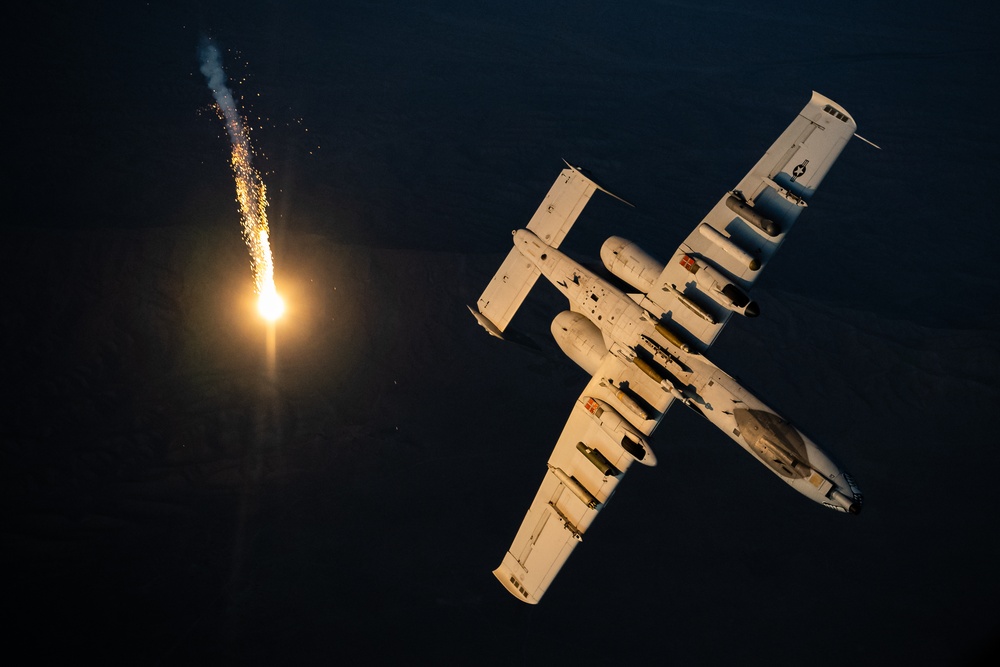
[4,1,999,664]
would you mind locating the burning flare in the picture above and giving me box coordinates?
[256,230,285,321]
[199,39,282,320]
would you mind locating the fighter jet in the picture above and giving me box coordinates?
[470,92,864,604]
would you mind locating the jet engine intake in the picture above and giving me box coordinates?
[600,236,665,294]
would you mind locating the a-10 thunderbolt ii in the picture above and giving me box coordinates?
[469,92,865,604]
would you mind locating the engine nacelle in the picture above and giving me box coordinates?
[677,254,759,317]
[600,236,665,294]
[551,311,606,375]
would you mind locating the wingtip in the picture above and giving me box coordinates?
[493,566,540,604]
[468,305,505,339]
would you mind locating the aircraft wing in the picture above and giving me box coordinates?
[493,347,674,603]
[643,91,857,350]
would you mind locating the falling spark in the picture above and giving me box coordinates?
[199,39,284,321]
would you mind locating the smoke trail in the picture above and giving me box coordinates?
[199,39,282,319]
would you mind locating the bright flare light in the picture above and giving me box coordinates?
[200,40,283,322]
[253,228,284,321]
[258,285,285,321]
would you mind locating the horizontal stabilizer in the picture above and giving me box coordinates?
[525,166,600,248]
[473,245,541,335]
[468,305,504,339]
